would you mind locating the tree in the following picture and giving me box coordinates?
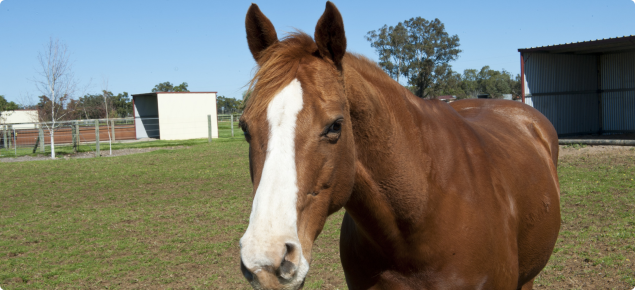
[366,23,409,83]
[0,95,20,125]
[217,95,243,114]
[367,17,461,98]
[434,66,522,100]
[459,69,479,98]
[510,74,522,98]
[76,91,132,119]
[77,93,107,119]
[0,95,19,112]
[111,92,132,117]
[151,81,189,92]
[240,90,252,111]
[33,38,79,158]
[475,66,514,99]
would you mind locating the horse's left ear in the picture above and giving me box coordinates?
[245,4,278,63]
[314,1,347,69]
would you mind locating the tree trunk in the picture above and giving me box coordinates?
[50,131,55,159]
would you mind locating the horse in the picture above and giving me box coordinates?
[238,2,561,289]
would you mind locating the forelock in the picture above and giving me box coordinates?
[244,32,317,119]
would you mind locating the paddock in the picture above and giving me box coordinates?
[1,141,633,289]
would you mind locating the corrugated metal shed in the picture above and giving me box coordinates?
[519,35,635,136]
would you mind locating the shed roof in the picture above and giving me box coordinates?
[518,35,635,55]
[132,92,217,98]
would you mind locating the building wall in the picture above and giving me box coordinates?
[524,53,599,135]
[156,93,218,140]
[133,95,160,139]
[524,51,635,136]
[0,110,39,129]
[601,51,635,133]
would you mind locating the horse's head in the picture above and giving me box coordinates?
[239,2,355,289]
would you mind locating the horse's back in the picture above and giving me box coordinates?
[450,99,558,165]
[450,99,561,287]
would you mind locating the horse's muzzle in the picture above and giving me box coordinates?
[240,241,306,290]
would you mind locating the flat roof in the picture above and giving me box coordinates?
[132,92,217,98]
[518,35,635,54]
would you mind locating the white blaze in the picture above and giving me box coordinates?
[240,79,308,279]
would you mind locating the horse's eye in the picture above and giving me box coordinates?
[240,122,251,141]
[329,121,342,133]
[324,119,343,143]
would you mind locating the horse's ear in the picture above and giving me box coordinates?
[314,1,347,69]
[245,4,278,63]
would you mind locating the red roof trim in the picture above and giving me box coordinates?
[155,91,217,94]
[436,95,456,99]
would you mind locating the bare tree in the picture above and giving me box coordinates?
[101,78,113,156]
[33,38,79,158]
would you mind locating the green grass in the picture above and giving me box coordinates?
[0,138,346,289]
[2,142,634,289]
[533,151,635,289]
[1,139,252,289]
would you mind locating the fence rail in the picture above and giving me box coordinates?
[1,115,243,158]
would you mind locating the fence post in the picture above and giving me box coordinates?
[208,115,212,143]
[9,125,13,149]
[13,126,16,156]
[2,125,6,149]
[231,114,234,137]
[39,125,45,154]
[95,120,100,157]
[111,119,116,142]
[7,125,12,149]
[75,121,80,150]
[71,122,76,152]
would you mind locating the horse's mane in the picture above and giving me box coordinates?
[244,31,405,117]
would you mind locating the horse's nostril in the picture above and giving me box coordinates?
[240,259,254,282]
[278,259,297,280]
[278,242,299,279]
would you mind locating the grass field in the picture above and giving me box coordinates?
[1,141,634,289]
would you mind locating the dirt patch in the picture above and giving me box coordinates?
[559,145,635,168]
[561,133,635,140]
[0,146,186,163]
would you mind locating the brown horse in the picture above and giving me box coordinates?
[238,2,561,289]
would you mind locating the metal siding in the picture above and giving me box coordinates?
[524,53,598,135]
[524,96,534,108]
[601,51,635,132]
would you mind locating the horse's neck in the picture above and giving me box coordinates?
[343,63,441,256]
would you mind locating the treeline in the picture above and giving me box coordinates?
[26,91,133,122]
[6,80,251,121]
[4,81,250,123]
[217,95,243,114]
[431,66,521,99]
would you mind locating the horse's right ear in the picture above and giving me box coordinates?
[245,4,278,63]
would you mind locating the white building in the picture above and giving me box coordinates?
[0,110,39,129]
[131,92,218,140]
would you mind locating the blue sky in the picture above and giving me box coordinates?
[1,0,634,104]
